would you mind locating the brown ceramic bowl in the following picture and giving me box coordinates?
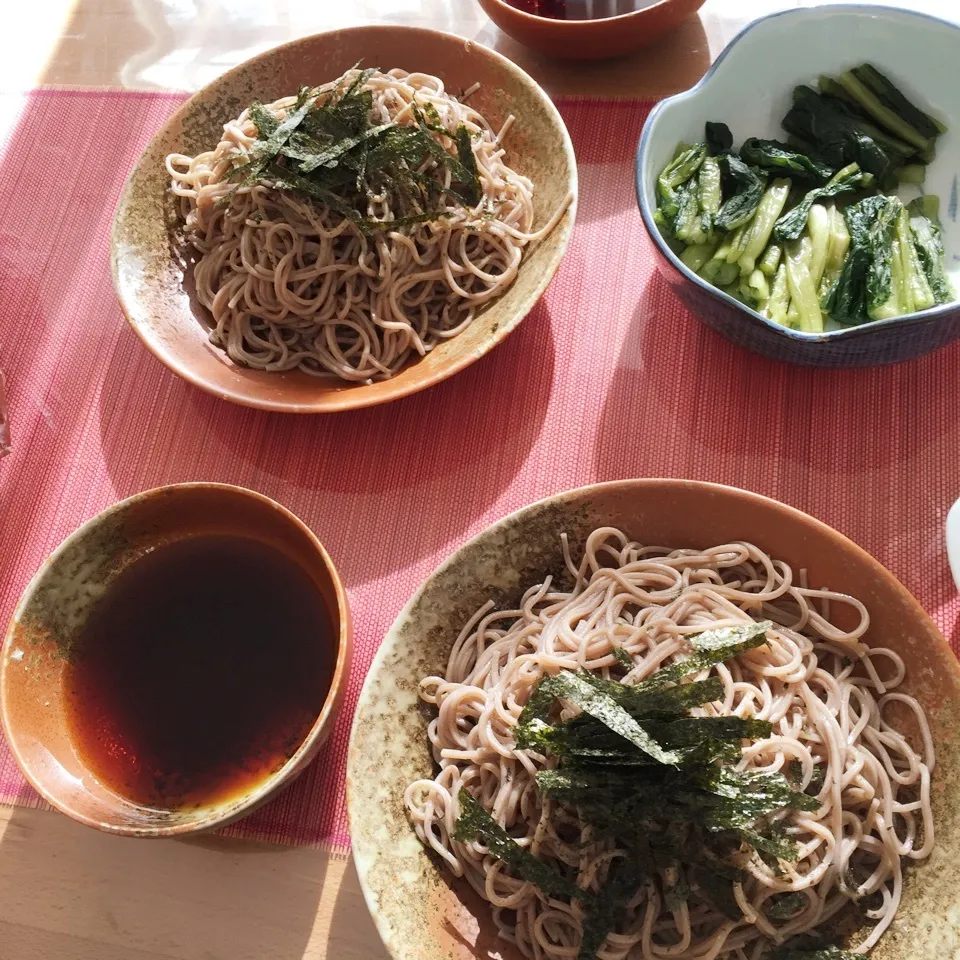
[347,478,960,960]
[477,0,706,61]
[111,26,577,414]
[0,483,351,837]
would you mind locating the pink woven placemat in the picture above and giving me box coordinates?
[1,90,959,852]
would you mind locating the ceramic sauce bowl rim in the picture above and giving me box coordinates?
[634,3,960,345]
[0,481,351,837]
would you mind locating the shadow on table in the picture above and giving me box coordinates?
[481,13,710,101]
[557,100,652,228]
[326,850,502,960]
[595,272,960,479]
[0,805,325,960]
[327,855,393,960]
[592,272,960,606]
[0,94,131,600]
[97,302,556,589]
[38,0,711,95]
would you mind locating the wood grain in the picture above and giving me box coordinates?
[0,806,390,960]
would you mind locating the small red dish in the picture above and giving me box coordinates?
[477,0,706,61]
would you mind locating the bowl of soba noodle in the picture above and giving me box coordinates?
[111,26,576,412]
[347,479,960,960]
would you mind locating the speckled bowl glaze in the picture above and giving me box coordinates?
[476,0,706,61]
[636,5,960,367]
[0,483,351,837]
[111,26,577,413]
[347,478,960,959]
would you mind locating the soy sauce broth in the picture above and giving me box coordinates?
[63,534,334,810]
[503,0,654,19]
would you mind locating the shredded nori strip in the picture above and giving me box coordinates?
[765,892,808,920]
[643,716,774,746]
[220,67,484,230]
[688,863,742,920]
[612,647,634,668]
[453,790,584,901]
[455,124,482,207]
[450,619,822,960]
[625,621,772,691]
[601,676,727,717]
[735,827,801,863]
[454,789,653,960]
[786,759,826,796]
[296,120,396,173]
[577,861,646,960]
[516,672,685,764]
[248,101,280,138]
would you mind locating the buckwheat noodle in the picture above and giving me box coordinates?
[404,528,935,960]
[166,68,571,382]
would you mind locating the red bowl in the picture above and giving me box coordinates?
[477,0,706,61]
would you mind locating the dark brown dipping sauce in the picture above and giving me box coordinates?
[503,0,651,19]
[63,534,334,810]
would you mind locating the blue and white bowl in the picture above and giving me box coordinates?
[635,4,960,367]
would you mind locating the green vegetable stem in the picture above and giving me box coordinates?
[651,63,953,330]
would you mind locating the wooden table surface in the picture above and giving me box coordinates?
[0,1,953,958]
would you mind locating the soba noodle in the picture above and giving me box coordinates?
[166,68,571,382]
[404,528,934,960]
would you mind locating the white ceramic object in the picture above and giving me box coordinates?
[636,4,960,362]
[947,498,960,590]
